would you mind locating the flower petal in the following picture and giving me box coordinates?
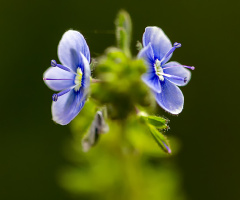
[79,52,91,90]
[138,43,155,73]
[163,62,191,86]
[43,67,75,91]
[143,26,172,62]
[51,88,85,125]
[154,80,184,114]
[142,73,161,93]
[58,30,90,72]
[138,44,161,93]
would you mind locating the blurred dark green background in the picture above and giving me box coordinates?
[1,0,239,199]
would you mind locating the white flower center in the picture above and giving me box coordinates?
[74,68,83,91]
[154,59,164,81]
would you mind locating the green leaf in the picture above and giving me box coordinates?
[147,124,171,154]
[115,10,132,57]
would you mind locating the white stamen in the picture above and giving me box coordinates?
[154,59,164,81]
[74,68,83,91]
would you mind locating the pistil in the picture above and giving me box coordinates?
[163,65,195,70]
[43,78,75,81]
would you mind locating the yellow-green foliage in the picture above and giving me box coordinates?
[60,100,184,200]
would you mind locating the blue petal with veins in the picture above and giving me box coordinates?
[43,30,91,125]
[138,26,194,114]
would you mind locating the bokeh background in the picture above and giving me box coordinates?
[1,0,239,199]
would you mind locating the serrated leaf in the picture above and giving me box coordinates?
[147,116,168,129]
[140,115,168,129]
[147,124,171,154]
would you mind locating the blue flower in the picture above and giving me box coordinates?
[43,30,91,125]
[138,26,194,114]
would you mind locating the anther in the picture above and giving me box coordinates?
[52,94,58,102]
[173,42,181,48]
[184,77,187,83]
[51,60,57,67]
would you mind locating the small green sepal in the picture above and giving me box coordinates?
[146,115,168,129]
[138,112,168,130]
[147,124,171,154]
